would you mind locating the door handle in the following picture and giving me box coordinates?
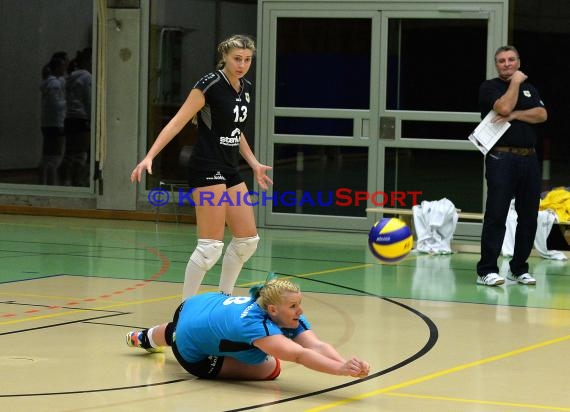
[380,116,395,139]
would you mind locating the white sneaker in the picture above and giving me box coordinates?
[507,272,536,285]
[477,273,505,286]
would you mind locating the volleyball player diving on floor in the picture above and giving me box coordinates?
[126,276,370,380]
[130,34,272,299]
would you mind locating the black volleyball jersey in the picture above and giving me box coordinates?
[189,70,254,173]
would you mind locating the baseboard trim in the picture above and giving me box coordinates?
[0,205,196,224]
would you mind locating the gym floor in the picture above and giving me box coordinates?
[1,214,569,411]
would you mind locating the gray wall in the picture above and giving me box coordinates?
[0,0,93,170]
[0,0,257,213]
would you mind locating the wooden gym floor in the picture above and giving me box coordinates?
[0,214,569,412]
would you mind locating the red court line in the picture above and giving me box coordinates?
[0,244,171,319]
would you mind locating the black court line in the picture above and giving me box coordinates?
[223,272,439,411]
[0,272,179,286]
[0,246,164,265]
[0,236,406,269]
[0,311,193,398]
[0,272,438,406]
[0,273,67,285]
[0,379,192,398]
[0,311,128,337]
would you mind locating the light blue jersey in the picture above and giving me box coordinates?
[174,292,310,364]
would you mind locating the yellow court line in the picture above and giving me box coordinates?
[385,392,570,411]
[238,263,374,288]
[232,263,374,292]
[305,333,570,411]
[0,263,370,327]
[242,264,373,286]
[292,264,373,279]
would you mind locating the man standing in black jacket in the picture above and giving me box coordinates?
[476,45,547,286]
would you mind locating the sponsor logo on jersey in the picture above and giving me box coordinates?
[220,136,241,146]
[240,302,255,318]
[206,171,226,181]
[219,128,241,146]
[245,92,250,103]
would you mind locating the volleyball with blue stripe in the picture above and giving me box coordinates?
[368,218,413,263]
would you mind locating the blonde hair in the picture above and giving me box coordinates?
[216,34,256,69]
[251,278,300,311]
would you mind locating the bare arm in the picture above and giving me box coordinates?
[254,334,369,378]
[493,70,527,116]
[131,89,205,182]
[293,330,345,362]
[239,134,273,190]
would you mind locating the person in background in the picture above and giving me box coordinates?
[476,45,547,286]
[131,35,272,299]
[61,47,92,187]
[126,275,370,380]
[39,55,67,185]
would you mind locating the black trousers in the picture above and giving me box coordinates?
[477,151,540,276]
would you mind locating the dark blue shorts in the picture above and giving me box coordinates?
[172,342,225,379]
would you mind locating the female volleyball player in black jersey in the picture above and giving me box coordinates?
[131,35,272,299]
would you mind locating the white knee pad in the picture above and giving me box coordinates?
[190,239,224,271]
[225,235,260,264]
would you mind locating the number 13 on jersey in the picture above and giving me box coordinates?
[233,105,247,122]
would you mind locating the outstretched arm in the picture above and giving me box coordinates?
[294,330,369,378]
[254,334,369,378]
[131,89,205,182]
[239,135,273,190]
[293,330,345,362]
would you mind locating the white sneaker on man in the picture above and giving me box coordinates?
[477,273,505,286]
[507,272,536,285]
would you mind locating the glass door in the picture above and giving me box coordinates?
[258,2,505,234]
[378,6,504,239]
[258,5,381,230]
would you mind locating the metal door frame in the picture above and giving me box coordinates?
[256,1,507,233]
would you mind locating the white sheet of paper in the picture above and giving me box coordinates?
[468,110,511,155]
